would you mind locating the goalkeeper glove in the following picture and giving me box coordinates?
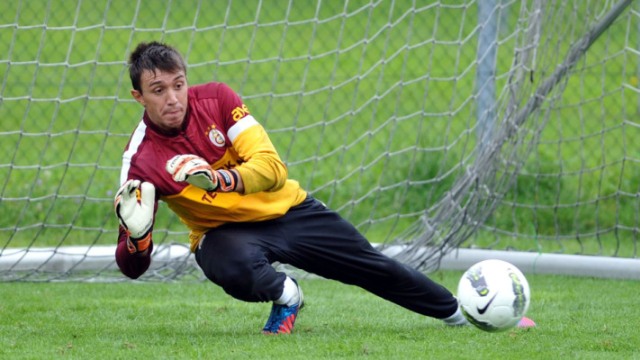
[165,154,237,192]
[114,180,155,254]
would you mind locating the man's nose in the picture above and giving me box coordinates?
[167,89,178,103]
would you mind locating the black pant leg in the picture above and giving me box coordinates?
[272,196,458,319]
[195,223,286,303]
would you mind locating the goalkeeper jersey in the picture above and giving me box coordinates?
[119,82,307,252]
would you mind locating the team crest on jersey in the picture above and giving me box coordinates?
[207,127,226,147]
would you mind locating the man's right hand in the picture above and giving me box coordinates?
[114,180,155,253]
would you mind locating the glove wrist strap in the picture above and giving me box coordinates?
[126,231,151,254]
[214,169,238,192]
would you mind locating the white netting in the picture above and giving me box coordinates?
[0,0,637,281]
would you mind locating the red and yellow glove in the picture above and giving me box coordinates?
[165,154,237,192]
[114,180,155,253]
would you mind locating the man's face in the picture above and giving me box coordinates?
[131,69,188,132]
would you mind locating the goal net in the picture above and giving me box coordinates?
[1,0,638,281]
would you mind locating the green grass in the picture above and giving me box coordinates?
[1,272,638,359]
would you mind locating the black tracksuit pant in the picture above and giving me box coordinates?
[195,195,458,319]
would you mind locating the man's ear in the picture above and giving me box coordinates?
[131,89,145,106]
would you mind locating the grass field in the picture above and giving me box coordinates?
[1,271,638,359]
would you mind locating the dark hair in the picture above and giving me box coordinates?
[128,41,187,92]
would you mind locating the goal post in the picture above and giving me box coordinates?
[0,0,638,281]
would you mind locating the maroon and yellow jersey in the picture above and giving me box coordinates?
[119,82,307,252]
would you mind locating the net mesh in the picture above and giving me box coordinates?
[0,0,637,281]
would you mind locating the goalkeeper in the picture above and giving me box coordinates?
[115,41,470,334]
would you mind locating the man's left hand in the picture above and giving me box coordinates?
[166,154,218,191]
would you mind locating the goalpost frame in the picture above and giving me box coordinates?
[2,245,639,281]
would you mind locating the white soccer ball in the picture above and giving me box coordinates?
[457,259,530,332]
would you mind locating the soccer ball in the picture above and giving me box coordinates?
[457,259,530,332]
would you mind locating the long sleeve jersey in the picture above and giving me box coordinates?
[115,82,307,278]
